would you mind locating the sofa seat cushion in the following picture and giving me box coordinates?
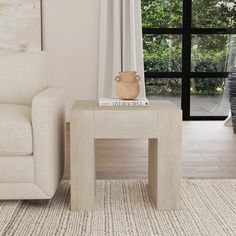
[0,103,33,156]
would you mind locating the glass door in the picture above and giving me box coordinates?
[142,0,236,120]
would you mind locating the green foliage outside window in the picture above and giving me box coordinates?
[142,0,236,97]
[142,0,182,28]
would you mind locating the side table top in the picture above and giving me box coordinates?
[71,100,181,112]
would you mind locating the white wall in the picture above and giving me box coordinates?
[42,0,100,114]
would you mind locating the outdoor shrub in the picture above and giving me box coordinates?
[193,78,224,95]
[193,56,225,95]
[144,55,181,72]
[146,78,182,96]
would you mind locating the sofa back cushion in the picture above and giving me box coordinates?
[0,51,48,105]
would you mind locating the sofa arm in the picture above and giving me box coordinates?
[32,87,65,197]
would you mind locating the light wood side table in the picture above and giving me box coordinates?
[70,100,182,211]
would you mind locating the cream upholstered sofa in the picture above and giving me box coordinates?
[0,52,65,199]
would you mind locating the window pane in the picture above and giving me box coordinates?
[227,35,236,71]
[146,78,181,107]
[141,0,182,28]
[143,34,182,72]
[190,78,229,116]
[191,34,234,72]
[192,0,236,28]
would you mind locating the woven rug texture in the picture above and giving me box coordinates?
[1,179,236,236]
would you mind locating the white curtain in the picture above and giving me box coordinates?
[98,0,146,99]
[224,35,236,125]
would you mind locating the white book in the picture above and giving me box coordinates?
[99,97,149,107]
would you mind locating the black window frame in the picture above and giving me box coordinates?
[143,0,236,120]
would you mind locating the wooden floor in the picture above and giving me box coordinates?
[65,121,236,179]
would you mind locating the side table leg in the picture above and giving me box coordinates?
[148,138,158,206]
[70,110,95,211]
[148,110,182,210]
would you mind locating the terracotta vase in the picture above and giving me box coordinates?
[115,71,140,100]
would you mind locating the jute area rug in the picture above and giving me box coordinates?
[1,179,236,236]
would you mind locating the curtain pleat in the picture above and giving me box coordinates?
[98,0,146,99]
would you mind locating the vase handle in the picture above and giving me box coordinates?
[115,75,120,82]
[136,75,141,81]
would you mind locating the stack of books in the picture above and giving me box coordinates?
[98,97,149,107]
